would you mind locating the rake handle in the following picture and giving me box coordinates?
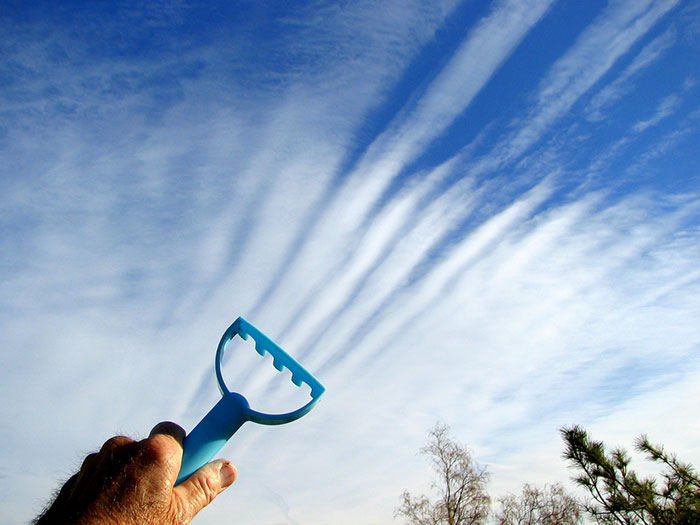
[175,392,250,486]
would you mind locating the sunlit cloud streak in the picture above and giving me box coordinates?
[632,93,682,133]
[262,0,684,376]
[490,0,680,168]
[251,0,556,321]
[585,28,676,121]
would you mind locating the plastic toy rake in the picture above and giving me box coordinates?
[175,316,325,485]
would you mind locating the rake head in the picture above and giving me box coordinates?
[215,317,325,424]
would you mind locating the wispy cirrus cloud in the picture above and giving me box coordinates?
[258,0,685,378]
[221,180,700,524]
[632,93,682,132]
[585,28,676,121]
[497,0,680,165]
[247,0,557,322]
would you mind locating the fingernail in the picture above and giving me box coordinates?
[219,461,237,488]
[149,421,186,446]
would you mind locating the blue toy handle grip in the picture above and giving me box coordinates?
[175,392,250,486]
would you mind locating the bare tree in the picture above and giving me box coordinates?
[396,424,490,525]
[495,482,583,524]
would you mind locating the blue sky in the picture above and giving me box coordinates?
[1,1,699,523]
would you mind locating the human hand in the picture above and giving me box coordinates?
[35,421,237,524]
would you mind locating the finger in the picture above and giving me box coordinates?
[33,472,80,523]
[72,437,135,507]
[95,435,135,472]
[149,421,186,447]
[145,421,187,483]
[137,431,187,486]
[98,435,135,457]
[80,452,100,472]
[70,452,100,494]
[174,460,237,521]
[53,471,81,504]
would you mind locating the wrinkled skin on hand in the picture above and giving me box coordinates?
[35,422,236,525]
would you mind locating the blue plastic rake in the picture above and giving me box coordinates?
[176,316,325,485]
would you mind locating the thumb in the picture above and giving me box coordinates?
[174,459,237,520]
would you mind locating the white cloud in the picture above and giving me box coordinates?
[362,0,556,173]
[499,0,680,164]
[632,93,682,132]
[193,181,700,525]
[586,29,676,121]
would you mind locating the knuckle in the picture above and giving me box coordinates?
[138,434,179,469]
[80,452,99,470]
[194,473,220,506]
[173,471,222,523]
[99,435,134,454]
[140,436,169,462]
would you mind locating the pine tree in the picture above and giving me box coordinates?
[561,425,700,524]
